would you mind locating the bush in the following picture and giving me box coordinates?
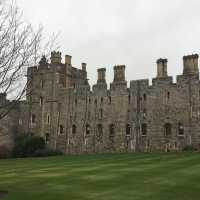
[32,148,63,157]
[12,135,45,158]
[183,145,197,151]
[0,145,11,159]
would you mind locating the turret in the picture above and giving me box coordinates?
[97,68,106,84]
[156,58,168,78]
[183,54,199,75]
[0,93,7,105]
[50,51,62,64]
[113,65,126,82]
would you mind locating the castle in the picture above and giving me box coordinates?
[1,51,200,154]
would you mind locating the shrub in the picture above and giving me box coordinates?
[0,145,11,159]
[32,148,63,157]
[12,135,45,157]
[183,145,196,151]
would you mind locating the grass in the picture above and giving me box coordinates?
[0,152,200,200]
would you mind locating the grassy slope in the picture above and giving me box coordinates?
[0,153,200,200]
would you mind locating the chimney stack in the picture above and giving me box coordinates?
[113,65,126,82]
[65,55,72,65]
[156,58,168,78]
[97,68,106,84]
[183,54,199,75]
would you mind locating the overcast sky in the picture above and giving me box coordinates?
[17,0,200,85]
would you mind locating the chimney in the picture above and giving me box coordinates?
[183,54,199,75]
[97,68,106,84]
[156,58,168,78]
[50,51,62,64]
[82,63,87,71]
[113,65,126,82]
[65,55,72,65]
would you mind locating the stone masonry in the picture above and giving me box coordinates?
[1,52,200,154]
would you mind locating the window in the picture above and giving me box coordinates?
[178,123,184,136]
[40,80,44,88]
[143,109,147,118]
[86,124,90,135]
[75,99,77,106]
[88,111,91,120]
[99,108,103,119]
[126,124,131,136]
[101,97,103,104]
[109,124,115,138]
[128,94,131,104]
[45,133,50,143]
[47,114,50,124]
[40,97,44,106]
[31,114,36,124]
[89,98,91,104]
[72,124,76,135]
[143,93,147,101]
[141,123,147,136]
[109,96,111,104]
[97,124,103,141]
[167,92,170,100]
[59,125,64,135]
[94,99,97,107]
[164,123,172,136]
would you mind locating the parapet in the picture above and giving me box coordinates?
[183,54,199,75]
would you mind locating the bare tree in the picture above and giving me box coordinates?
[0,0,59,120]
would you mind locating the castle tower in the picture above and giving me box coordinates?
[113,65,126,82]
[97,68,106,84]
[156,58,168,78]
[183,54,199,75]
[50,51,62,64]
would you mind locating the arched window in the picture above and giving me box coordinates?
[47,114,50,124]
[109,124,115,138]
[94,99,97,107]
[143,93,147,101]
[178,123,184,136]
[59,125,64,135]
[167,92,170,100]
[128,94,131,104]
[72,124,76,135]
[86,124,90,135]
[99,108,103,119]
[109,96,111,104]
[126,124,131,136]
[45,133,50,143]
[40,96,44,106]
[141,124,147,136]
[164,123,172,136]
[31,114,36,124]
[97,124,103,141]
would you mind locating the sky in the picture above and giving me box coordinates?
[16,0,200,86]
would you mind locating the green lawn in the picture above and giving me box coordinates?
[0,153,200,200]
